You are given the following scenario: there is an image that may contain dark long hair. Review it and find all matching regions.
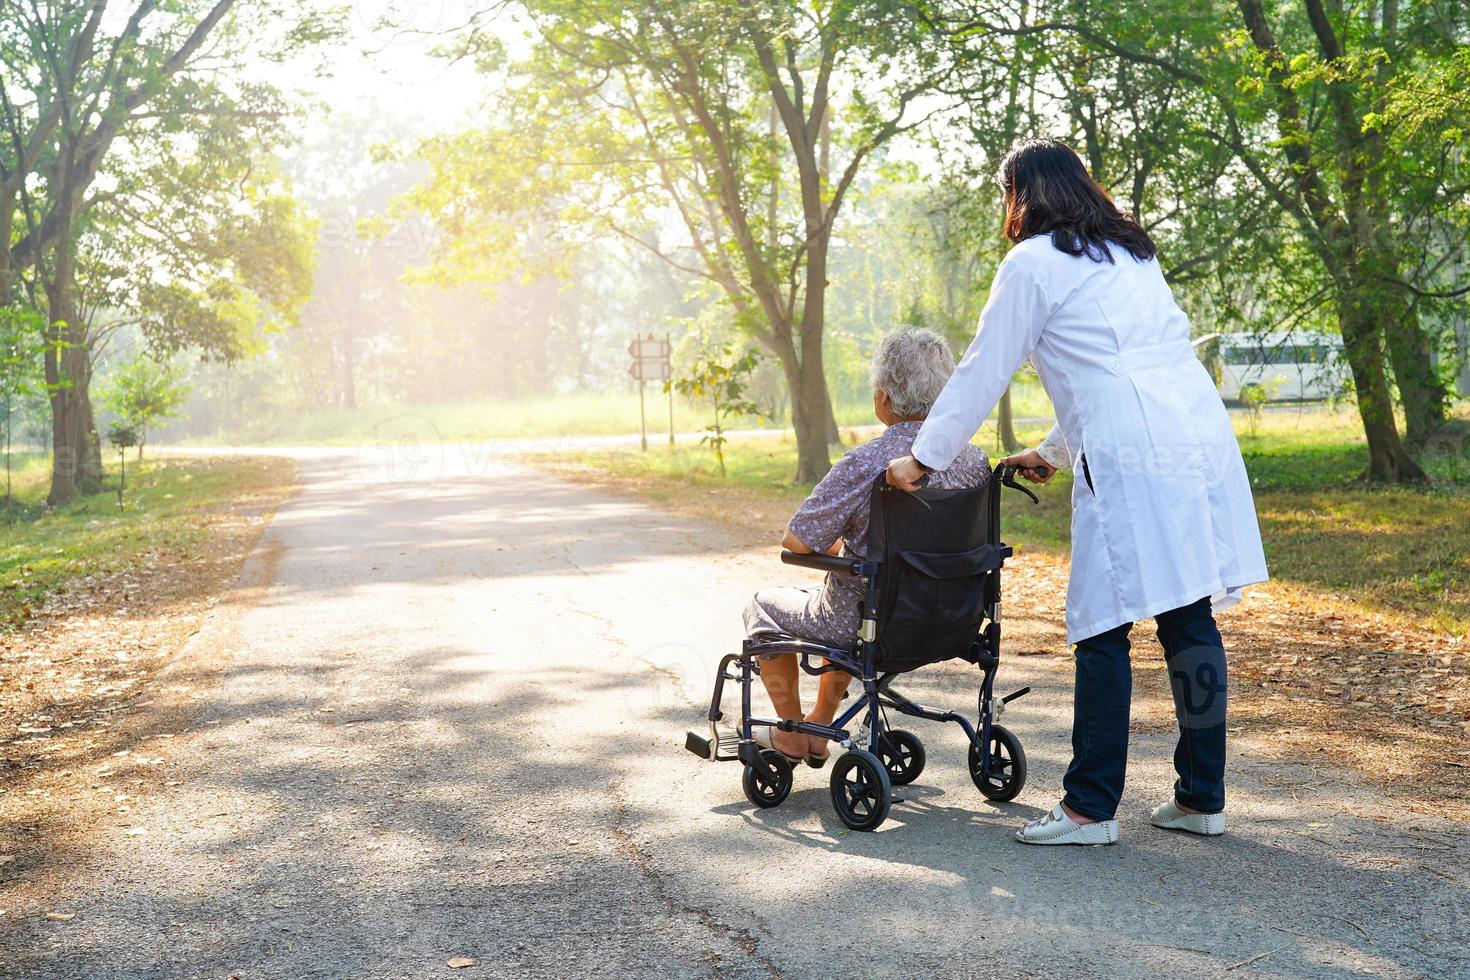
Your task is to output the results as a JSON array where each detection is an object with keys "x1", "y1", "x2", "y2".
[{"x1": 997, "y1": 138, "x2": 1157, "y2": 263}]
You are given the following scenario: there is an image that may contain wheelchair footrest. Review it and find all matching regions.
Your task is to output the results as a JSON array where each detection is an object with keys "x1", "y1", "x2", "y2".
[{"x1": 685, "y1": 727, "x2": 743, "y2": 762}]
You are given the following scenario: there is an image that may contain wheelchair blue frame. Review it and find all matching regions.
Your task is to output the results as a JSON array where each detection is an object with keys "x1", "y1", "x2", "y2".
[
  {"x1": 701, "y1": 560, "x2": 1026, "y2": 781},
  {"x1": 689, "y1": 464, "x2": 1040, "y2": 828}
]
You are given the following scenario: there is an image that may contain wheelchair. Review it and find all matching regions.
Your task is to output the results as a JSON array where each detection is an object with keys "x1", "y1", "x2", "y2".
[{"x1": 686, "y1": 463, "x2": 1040, "y2": 831}]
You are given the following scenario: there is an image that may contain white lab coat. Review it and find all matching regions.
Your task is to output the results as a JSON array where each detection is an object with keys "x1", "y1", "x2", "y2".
[{"x1": 912, "y1": 234, "x2": 1269, "y2": 643}]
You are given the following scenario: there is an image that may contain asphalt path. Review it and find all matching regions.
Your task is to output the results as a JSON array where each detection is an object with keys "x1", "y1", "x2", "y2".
[{"x1": 5, "y1": 446, "x2": 1466, "y2": 979}]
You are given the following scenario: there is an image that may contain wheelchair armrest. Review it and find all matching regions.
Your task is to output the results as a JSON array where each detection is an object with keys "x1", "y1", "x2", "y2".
[{"x1": 780, "y1": 550, "x2": 861, "y2": 575}]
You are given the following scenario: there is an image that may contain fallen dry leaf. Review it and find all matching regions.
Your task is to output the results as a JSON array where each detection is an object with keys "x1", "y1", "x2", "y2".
[
  {"x1": 447, "y1": 956, "x2": 477, "y2": 969},
  {"x1": 44, "y1": 912, "x2": 74, "y2": 921}
]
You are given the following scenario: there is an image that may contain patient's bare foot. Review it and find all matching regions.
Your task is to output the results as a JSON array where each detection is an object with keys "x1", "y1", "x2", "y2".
[
  {"x1": 769, "y1": 727, "x2": 807, "y2": 759},
  {"x1": 1174, "y1": 801, "x2": 1204, "y2": 814},
  {"x1": 800, "y1": 713, "x2": 833, "y2": 759}
]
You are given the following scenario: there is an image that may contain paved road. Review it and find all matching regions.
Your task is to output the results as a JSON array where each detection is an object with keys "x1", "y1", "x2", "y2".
[{"x1": 5, "y1": 448, "x2": 1467, "y2": 978}]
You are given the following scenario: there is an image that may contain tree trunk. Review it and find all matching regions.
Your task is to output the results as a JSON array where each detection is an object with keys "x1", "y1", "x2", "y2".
[
  {"x1": 1384, "y1": 301, "x2": 1447, "y2": 450},
  {"x1": 793, "y1": 221, "x2": 835, "y2": 483},
  {"x1": 43, "y1": 241, "x2": 101, "y2": 505},
  {"x1": 769, "y1": 317, "x2": 832, "y2": 485},
  {"x1": 45, "y1": 378, "x2": 76, "y2": 505},
  {"x1": 789, "y1": 359, "x2": 832, "y2": 485},
  {"x1": 811, "y1": 104, "x2": 840, "y2": 450},
  {"x1": 997, "y1": 385, "x2": 1020, "y2": 452},
  {"x1": 78, "y1": 375, "x2": 101, "y2": 487},
  {"x1": 46, "y1": 349, "x2": 101, "y2": 503},
  {"x1": 1338, "y1": 300, "x2": 1426, "y2": 482}
]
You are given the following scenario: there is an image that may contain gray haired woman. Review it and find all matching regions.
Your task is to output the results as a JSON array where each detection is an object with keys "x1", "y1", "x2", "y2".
[{"x1": 743, "y1": 327, "x2": 992, "y2": 765}]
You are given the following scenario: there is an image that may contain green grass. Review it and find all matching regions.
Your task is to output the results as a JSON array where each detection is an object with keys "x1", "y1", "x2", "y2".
[
  {"x1": 1, "y1": 452, "x2": 291, "y2": 631},
  {"x1": 195, "y1": 391, "x2": 717, "y2": 445},
  {"x1": 1235, "y1": 405, "x2": 1470, "y2": 489},
  {"x1": 554, "y1": 405, "x2": 1470, "y2": 636},
  {"x1": 186, "y1": 384, "x2": 1060, "y2": 447}
]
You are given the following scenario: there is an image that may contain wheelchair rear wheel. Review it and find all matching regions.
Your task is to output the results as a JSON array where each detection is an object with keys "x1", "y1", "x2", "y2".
[
  {"x1": 742, "y1": 749, "x2": 793, "y2": 808},
  {"x1": 970, "y1": 724, "x2": 1027, "y2": 802},
  {"x1": 829, "y1": 749, "x2": 892, "y2": 831},
  {"x1": 876, "y1": 729, "x2": 926, "y2": 786}
]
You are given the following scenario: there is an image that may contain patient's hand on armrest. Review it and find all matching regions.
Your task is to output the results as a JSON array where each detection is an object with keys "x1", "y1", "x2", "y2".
[{"x1": 781, "y1": 526, "x2": 842, "y2": 556}]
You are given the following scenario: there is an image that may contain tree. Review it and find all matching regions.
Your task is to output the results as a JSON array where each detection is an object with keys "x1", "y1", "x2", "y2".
[
  {"x1": 100, "y1": 355, "x2": 190, "y2": 460},
  {"x1": 1, "y1": 1, "x2": 243, "y2": 502},
  {"x1": 669, "y1": 344, "x2": 770, "y2": 477},
  {"x1": 955, "y1": 0, "x2": 1469, "y2": 480},
  {"x1": 0, "y1": 0, "x2": 328, "y2": 503},
  {"x1": 397, "y1": 1, "x2": 986, "y2": 482},
  {"x1": 105, "y1": 420, "x2": 137, "y2": 508}
]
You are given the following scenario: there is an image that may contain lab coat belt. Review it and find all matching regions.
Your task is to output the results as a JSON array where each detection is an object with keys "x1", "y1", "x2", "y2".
[{"x1": 1103, "y1": 342, "x2": 1199, "y2": 377}]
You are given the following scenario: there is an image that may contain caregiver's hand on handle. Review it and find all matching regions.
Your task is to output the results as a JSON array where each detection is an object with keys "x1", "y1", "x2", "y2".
[
  {"x1": 887, "y1": 449, "x2": 1055, "y2": 492},
  {"x1": 1001, "y1": 448, "x2": 1055, "y2": 484},
  {"x1": 885, "y1": 455, "x2": 926, "y2": 492}
]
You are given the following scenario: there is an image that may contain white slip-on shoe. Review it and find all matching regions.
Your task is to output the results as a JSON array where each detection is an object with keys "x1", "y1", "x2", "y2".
[
  {"x1": 1150, "y1": 799, "x2": 1226, "y2": 836},
  {"x1": 1015, "y1": 803, "x2": 1120, "y2": 846}
]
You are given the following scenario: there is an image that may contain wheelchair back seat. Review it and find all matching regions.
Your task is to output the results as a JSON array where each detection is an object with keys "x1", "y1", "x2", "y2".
[{"x1": 866, "y1": 471, "x2": 1009, "y2": 672}]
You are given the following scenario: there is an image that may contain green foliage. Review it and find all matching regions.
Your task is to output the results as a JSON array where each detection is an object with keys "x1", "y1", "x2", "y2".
[
  {"x1": 1, "y1": 304, "x2": 47, "y2": 520},
  {"x1": 392, "y1": 0, "x2": 989, "y2": 482},
  {"x1": 100, "y1": 356, "x2": 192, "y2": 458},
  {"x1": 80, "y1": 150, "x2": 316, "y2": 364},
  {"x1": 669, "y1": 345, "x2": 771, "y2": 478},
  {"x1": 930, "y1": 0, "x2": 1466, "y2": 478},
  {"x1": 0, "y1": 306, "x2": 45, "y2": 410},
  {"x1": 106, "y1": 424, "x2": 139, "y2": 450},
  {"x1": 1367, "y1": 46, "x2": 1470, "y2": 142},
  {"x1": 1237, "y1": 380, "x2": 1279, "y2": 438},
  {"x1": 0, "y1": 0, "x2": 325, "y2": 502}
]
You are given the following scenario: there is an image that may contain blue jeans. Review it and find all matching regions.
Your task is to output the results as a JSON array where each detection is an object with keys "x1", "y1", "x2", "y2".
[{"x1": 1061, "y1": 596, "x2": 1228, "y2": 821}]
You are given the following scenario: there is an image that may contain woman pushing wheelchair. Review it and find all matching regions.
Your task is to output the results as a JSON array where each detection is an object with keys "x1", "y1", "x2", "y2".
[{"x1": 887, "y1": 139, "x2": 1269, "y2": 845}]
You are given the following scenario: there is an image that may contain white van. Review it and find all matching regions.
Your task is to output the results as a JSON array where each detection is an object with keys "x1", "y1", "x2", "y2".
[{"x1": 1193, "y1": 330, "x2": 1344, "y2": 403}]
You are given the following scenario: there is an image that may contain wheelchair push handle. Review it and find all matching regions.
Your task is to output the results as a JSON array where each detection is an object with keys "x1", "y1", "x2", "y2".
[
  {"x1": 996, "y1": 463, "x2": 1042, "y2": 504},
  {"x1": 780, "y1": 550, "x2": 862, "y2": 575}
]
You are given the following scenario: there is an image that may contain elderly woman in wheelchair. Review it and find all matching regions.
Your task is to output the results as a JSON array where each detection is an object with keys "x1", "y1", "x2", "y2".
[{"x1": 686, "y1": 328, "x2": 1038, "y2": 831}]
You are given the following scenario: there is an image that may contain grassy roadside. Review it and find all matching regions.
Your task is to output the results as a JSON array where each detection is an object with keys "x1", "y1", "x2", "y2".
[
  {"x1": 1, "y1": 452, "x2": 295, "y2": 914},
  {"x1": 1, "y1": 454, "x2": 293, "y2": 632}
]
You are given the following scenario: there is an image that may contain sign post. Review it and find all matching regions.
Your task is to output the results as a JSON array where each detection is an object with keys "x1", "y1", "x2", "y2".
[
  {"x1": 638, "y1": 377, "x2": 648, "y2": 451},
  {"x1": 626, "y1": 334, "x2": 673, "y2": 452}
]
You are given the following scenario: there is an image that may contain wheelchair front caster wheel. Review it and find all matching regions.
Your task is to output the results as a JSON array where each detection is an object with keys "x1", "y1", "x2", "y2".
[
  {"x1": 829, "y1": 749, "x2": 892, "y2": 831},
  {"x1": 742, "y1": 749, "x2": 793, "y2": 808},
  {"x1": 970, "y1": 724, "x2": 1027, "y2": 802},
  {"x1": 876, "y1": 729, "x2": 926, "y2": 786}
]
